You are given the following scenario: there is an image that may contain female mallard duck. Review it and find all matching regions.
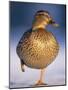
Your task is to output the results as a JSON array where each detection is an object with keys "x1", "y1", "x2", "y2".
[{"x1": 16, "y1": 10, "x2": 59, "y2": 86}]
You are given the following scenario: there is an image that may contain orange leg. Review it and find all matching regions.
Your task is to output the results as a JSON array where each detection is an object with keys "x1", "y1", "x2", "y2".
[{"x1": 35, "y1": 69, "x2": 47, "y2": 86}]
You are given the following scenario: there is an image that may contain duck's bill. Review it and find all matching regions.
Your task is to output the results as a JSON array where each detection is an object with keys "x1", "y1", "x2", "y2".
[{"x1": 52, "y1": 23, "x2": 59, "y2": 27}]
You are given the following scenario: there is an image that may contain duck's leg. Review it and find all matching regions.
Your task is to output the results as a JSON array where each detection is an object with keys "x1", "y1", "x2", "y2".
[
  {"x1": 20, "y1": 59, "x2": 25, "y2": 72},
  {"x1": 35, "y1": 69, "x2": 46, "y2": 86}
]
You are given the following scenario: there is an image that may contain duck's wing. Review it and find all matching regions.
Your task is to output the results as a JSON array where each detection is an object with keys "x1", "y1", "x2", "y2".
[
  {"x1": 16, "y1": 29, "x2": 32, "y2": 55},
  {"x1": 16, "y1": 29, "x2": 32, "y2": 72}
]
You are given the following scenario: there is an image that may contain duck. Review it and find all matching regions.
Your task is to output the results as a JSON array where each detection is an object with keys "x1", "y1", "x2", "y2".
[{"x1": 16, "y1": 10, "x2": 59, "y2": 86}]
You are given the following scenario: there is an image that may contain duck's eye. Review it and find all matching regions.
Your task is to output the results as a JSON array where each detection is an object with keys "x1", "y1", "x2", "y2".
[{"x1": 49, "y1": 19, "x2": 55, "y2": 24}]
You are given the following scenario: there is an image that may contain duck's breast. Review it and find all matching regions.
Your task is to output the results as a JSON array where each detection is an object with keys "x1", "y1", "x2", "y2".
[{"x1": 17, "y1": 29, "x2": 59, "y2": 69}]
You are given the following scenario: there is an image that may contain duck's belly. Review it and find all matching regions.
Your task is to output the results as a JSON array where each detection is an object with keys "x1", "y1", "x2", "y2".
[{"x1": 17, "y1": 31, "x2": 59, "y2": 69}]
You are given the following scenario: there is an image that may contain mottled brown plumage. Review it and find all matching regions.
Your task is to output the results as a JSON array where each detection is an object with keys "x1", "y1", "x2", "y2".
[
  {"x1": 17, "y1": 28, "x2": 59, "y2": 69},
  {"x1": 16, "y1": 10, "x2": 59, "y2": 85}
]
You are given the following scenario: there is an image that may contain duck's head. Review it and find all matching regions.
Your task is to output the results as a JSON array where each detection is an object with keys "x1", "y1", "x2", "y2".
[{"x1": 32, "y1": 10, "x2": 59, "y2": 30}]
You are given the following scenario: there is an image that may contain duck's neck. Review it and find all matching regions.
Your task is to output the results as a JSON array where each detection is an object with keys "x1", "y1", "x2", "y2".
[
  {"x1": 32, "y1": 21, "x2": 48, "y2": 31},
  {"x1": 32, "y1": 25, "x2": 45, "y2": 31}
]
